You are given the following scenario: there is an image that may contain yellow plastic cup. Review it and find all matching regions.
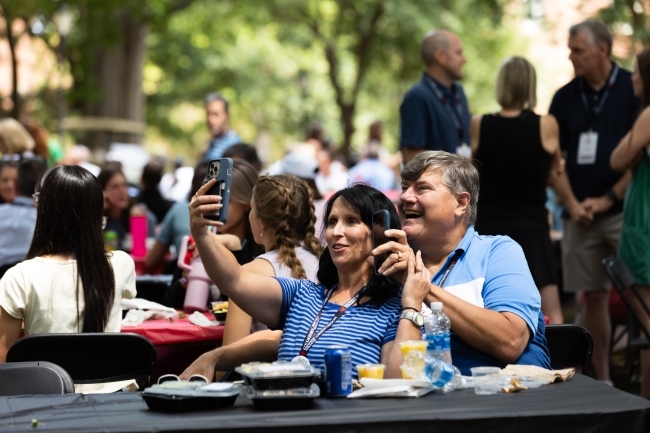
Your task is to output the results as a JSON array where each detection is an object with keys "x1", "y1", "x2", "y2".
[
  {"x1": 399, "y1": 340, "x2": 427, "y2": 357},
  {"x1": 357, "y1": 364, "x2": 386, "y2": 379}
]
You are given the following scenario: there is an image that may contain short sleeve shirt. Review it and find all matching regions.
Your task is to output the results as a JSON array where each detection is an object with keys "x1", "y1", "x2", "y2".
[
  {"x1": 549, "y1": 64, "x2": 640, "y2": 215},
  {"x1": 156, "y1": 201, "x2": 190, "y2": 255},
  {"x1": 0, "y1": 251, "x2": 136, "y2": 334},
  {"x1": 275, "y1": 278, "x2": 401, "y2": 378},
  {"x1": 426, "y1": 226, "x2": 551, "y2": 375},
  {"x1": 399, "y1": 73, "x2": 471, "y2": 153}
]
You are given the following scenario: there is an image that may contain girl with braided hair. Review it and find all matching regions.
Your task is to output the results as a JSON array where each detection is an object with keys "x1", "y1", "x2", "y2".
[{"x1": 222, "y1": 174, "x2": 322, "y2": 347}]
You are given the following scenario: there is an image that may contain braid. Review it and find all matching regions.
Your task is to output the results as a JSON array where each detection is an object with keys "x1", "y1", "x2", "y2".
[
  {"x1": 255, "y1": 176, "x2": 308, "y2": 279},
  {"x1": 300, "y1": 182, "x2": 323, "y2": 258}
]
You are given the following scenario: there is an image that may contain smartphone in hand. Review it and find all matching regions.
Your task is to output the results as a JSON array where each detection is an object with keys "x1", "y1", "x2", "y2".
[
  {"x1": 203, "y1": 158, "x2": 233, "y2": 223},
  {"x1": 372, "y1": 210, "x2": 391, "y2": 275}
]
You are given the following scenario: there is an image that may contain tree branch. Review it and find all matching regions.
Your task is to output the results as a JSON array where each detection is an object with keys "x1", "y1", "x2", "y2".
[{"x1": 351, "y1": 1, "x2": 385, "y2": 101}]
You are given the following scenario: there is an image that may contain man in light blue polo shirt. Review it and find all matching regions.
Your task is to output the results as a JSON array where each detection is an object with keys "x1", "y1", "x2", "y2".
[{"x1": 378, "y1": 151, "x2": 551, "y2": 374}]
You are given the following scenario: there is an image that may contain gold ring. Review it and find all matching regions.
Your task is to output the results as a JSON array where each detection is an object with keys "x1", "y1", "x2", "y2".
[
  {"x1": 397, "y1": 251, "x2": 403, "y2": 261},
  {"x1": 415, "y1": 268, "x2": 423, "y2": 273}
]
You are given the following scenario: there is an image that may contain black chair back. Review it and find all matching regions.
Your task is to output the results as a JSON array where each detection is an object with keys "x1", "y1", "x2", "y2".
[
  {"x1": 602, "y1": 256, "x2": 650, "y2": 345},
  {"x1": 0, "y1": 361, "x2": 74, "y2": 396},
  {"x1": 545, "y1": 324, "x2": 593, "y2": 374},
  {"x1": 7, "y1": 333, "x2": 157, "y2": 388}
]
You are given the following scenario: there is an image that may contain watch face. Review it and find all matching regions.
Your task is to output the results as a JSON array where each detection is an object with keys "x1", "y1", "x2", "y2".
[{"x1": 416, "y1": 314, "x2": 424, "y2": 326}]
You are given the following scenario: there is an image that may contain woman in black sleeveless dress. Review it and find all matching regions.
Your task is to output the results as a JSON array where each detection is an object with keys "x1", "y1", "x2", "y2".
[{"x1": 471, "y1": 56, "x2": 564, "y2": 324}]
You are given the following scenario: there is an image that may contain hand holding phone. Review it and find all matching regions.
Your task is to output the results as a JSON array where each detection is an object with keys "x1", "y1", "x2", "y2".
[
  {"x1": 372, "y1": 210, "x2": 391, "y2": 275},
  {"x1": 203, "y1": 158, "x2": 233, "y2": 224}
]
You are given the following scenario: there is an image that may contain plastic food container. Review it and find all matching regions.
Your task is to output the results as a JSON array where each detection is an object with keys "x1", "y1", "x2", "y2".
[
  {"x1": 235, "y1": 362, "x2": 322, "y2": 391},
  {"x1": 211, "y1": 301, "x2": 228, "y2": 321},
  {"x1": 470, "y1": 366, "x2": 501, "y2": 395},
  {"x1": 357, "y1": 364, "x2": 386, "y2": 379},
  {"x1": 399, "y1": 340, "x2": 427, "y2": 356},
  {"x1": 141, "y1": 382, "x2": 241, "y2": 412},
  {"x1": 246, "y1": 384, "x2": 320, "y2": 410}
]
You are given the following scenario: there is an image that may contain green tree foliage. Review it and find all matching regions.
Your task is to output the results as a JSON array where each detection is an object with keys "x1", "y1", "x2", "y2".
[
  {"x1": 598, "y1": 0, "x2": 650, "y2": 60},
  {"x1": 145, "y1": 0, "x2": 523, "y2": 162},
  {"x1": 4, "y1": 0, "x2": 523, "y2": 163}
]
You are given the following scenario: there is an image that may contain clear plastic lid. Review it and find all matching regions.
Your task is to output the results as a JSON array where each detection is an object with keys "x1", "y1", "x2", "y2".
[
  {"x1": 142, "y1": 382, "x2": 242, "y2": 398},
  {"x1": 430, "y1": 302, "x2": 443, "y2": 310},
  {"x1": 245, "y1": 383, "x2": 320, "y2": 399},
  {"x1": 236, "y1": 361, "x2": 321, "y2": 379}
]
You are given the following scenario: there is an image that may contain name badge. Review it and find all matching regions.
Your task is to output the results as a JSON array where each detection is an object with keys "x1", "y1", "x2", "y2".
[
  {"x1": 456, "y1": 143, "x2": 472, "y2": 158},
  {"x1": 577, "y1": 131, "x2": 598, "y2": 165}
]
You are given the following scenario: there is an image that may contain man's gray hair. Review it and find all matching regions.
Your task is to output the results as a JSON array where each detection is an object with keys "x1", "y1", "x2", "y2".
[
  {"x1": 401, "y1": 151, "x2": 479, "y2": 225},
  {"x1": 569, "y1": 20, "x2": 612, "y2": 56}
]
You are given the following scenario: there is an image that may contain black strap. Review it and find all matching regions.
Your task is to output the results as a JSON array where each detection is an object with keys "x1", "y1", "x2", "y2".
[
  {"x1": 299, "y1": 286, "x2": 361, "y2": 357},
  {"x1": 435, "y1": 249, "x2": 464, "y2": 288},
  {"x1": 425, "y1": 75, "x2": 465, "y2": 143},
  {"x1": 579, "y1": 64, "x2": 619, "y2": 129}
]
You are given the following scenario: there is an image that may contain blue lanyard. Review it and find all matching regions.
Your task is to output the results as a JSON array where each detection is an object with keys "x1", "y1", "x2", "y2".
[
  {"x1": 425, "y1": 75, "x2": 466, "y2": 143},
  {"x1": 299, "y1": 286, "x2": 361, "y2": 357},
  {"x1": 579, "y1": 64, "x2": 619, "y2": 129},
  {"x1": 434, "y1": 250, "x2": 463, "y2": 288}
]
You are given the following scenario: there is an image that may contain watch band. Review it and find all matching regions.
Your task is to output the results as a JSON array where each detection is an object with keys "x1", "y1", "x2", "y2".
[
  {"x1": 605, "y1": 188, "x2": 619, "y2": 203},
  {"x1": 400, "y1": 311, "x2": 424, "y2": 327}
]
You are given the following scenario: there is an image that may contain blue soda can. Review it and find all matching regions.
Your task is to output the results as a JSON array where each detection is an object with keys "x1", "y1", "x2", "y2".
[{"x1": 324, "y1": 345, "x2": 352, "y2": 397}]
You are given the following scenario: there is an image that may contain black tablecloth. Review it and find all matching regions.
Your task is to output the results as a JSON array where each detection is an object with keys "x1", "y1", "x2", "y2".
[{"x1": 0, "y1": 375, "x2": 648, "y2": 433}]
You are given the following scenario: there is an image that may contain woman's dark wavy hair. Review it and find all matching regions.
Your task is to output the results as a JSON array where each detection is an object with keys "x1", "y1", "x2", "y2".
[
  {"x1": 26, "y1": 165, "x2": 115, "y2": 333},
  {"x1": 317, "y1": 184, "x2": 401, "y2": 306}
]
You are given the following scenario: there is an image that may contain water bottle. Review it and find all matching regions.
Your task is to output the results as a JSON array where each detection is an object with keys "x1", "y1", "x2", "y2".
[
  {"x1": 424, "y1": 353, "x2": 462, "y2": 391},
  {"x1": 424, "y1": 302, "x2": 452, "y2": 365}
]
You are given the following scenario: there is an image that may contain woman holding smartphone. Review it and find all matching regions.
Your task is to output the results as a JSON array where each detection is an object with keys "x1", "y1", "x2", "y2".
[{"x1": 187, "y1": 183, "x2": 428, "y2": 379}]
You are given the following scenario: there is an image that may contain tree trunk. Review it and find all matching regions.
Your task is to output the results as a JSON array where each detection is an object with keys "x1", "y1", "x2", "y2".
[
  {"x1": 81, "y1": 12, "x2": 148, "y2": 158},
  {"x1": 4, "y1": 15, "x2": 20, "y2": 119}
]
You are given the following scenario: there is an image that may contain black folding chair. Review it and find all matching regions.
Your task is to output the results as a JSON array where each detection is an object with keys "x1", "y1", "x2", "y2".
[
  {"x1": 545, "y1": 324, "x2": 593, "y2": 374},
  {"x1": 7, "y1": 333, "x2": 157, "y2": 389},
  {"x1": 602, "y1": 256, "x2": 650, "y2": 348},
  {"x1": 0, "y1": 361, "x2": 74, "y2": 396}
]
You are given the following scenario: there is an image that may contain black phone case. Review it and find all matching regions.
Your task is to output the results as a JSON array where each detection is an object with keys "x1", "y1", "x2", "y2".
[
  {"x1": 372, "y1": 209, "x2": 390, "y2": 275},
  {"x1": 204, "y1": 158, "x2": 233, "y2": 223}
]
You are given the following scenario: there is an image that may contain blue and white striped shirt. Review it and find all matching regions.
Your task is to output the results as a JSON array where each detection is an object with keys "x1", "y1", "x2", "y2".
[{"x1": 276, "y1": 278, "x2": 401, "y2": 378}]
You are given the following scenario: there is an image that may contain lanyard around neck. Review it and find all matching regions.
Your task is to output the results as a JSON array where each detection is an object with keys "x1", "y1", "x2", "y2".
[
  {"x1": 425, "y1": 75, "x2": 465, "y2": 143},
  {"x1": 579, "y1": 64, "x2": 619, "y2": 128},
  {"x1": 434, "y1": 249, "x2": 463, "y2": 288},
  {"x1": 299, "y1": 286, "x2": 361, "y2": 357}
]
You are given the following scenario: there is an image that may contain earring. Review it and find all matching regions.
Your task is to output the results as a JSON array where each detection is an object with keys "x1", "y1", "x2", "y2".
[{"x1": 260, "y1": 232, "x2": 263, "y2": 237}]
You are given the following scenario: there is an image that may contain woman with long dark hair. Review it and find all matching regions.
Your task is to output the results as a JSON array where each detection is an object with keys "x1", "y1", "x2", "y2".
[
  {"x1": 0, "y1": 165, "x2": 136, "y2": 362},
  {"x1": 185, "y1": 183, "x2": 429, "y2": 379},
  {"x1": 611, "y1": 47, "x2": 650, "y2": 398}
]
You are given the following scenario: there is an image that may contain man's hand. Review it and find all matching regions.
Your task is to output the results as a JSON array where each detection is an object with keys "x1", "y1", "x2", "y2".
[
  {"x1": 582, "y1": 195, "x2": 615, "y2": 216},
  {"x1": 179, "y1": 350, "x2": 219, "y2": 383},
  {"x1": 567, "y1": 201, "x2": 594, "y2": 226}
]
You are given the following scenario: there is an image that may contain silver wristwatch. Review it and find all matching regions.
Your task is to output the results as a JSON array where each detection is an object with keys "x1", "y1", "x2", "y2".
[{"x1": 400, "y1": 310, "x2": 424, "y2": 327}]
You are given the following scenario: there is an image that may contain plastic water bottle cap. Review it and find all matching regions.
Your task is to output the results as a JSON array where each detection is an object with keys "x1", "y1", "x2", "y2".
[{"x1": 430, "y1": 302, "x2": 443, "y2": 310}]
